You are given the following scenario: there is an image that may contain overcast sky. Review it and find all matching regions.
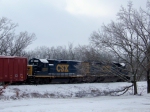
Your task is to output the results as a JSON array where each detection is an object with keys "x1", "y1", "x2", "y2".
[{"x1": 0, "y1": 0, "x2": 148, "y2": 50}]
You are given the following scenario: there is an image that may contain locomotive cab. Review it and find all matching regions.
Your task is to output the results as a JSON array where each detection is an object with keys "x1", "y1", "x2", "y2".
[{"x1": 28, "y1": 58, "x2": 49, "y2": 76}]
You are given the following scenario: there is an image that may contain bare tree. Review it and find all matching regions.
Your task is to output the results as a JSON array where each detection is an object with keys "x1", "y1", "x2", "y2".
[
  {"x1": 117, "y1": 1, "x2": 150, "y2": 93},
  {"x1": 9, "y1": 32, "x2": 35, "y2": 56},
  {"x1": 0, "y1": 17, "x2": 36, "y2": 56},
  {"x1": 0, "y1": 17, "x2": 16, "y2": 55},
  {"x1": 90, "y1": 2, "x2": 150, "y2": 94}
]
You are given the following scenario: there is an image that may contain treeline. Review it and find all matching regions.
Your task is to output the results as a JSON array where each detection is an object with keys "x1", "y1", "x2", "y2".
[{"x1": 24, "y1": 44, "x2": 114, "y2": 62}]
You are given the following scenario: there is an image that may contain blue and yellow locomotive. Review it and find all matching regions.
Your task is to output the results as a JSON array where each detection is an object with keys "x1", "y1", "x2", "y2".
[
  {"x1": 27, "y1": 58, "x2": 129, "y2": 84},
  {"x1": 27, "y1": 58, "x2": 84, "y2": 84}
]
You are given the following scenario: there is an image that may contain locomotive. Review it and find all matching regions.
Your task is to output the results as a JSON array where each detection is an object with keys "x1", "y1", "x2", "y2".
[
  {"x1": 27, "y1": 58, "x2": 86, "y2": 84},
  {"x1": 0, "y1": 56, "x2": 130, "y2": 84}
]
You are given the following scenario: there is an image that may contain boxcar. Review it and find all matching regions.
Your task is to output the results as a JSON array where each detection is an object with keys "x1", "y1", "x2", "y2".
[{"x1": 0, "y1": 56, "x2": 27, "y2": 83}]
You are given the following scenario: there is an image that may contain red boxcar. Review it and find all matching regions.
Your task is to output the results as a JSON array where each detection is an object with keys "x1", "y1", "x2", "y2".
[{"x1": 0, "y1": 56, "x2": 27, "y2": 83}]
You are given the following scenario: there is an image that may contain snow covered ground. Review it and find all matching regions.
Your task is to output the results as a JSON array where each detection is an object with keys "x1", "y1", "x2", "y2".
[{"x1": 0, "y1": 82, "x2": 150, "y2": 112}]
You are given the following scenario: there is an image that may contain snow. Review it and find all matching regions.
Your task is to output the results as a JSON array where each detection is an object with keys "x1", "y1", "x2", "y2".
[
  {"x1": 39, "y1": 59, "x2": 48, "y2": 63},
  {"x1": 120, "y1": 63, "x2": 125, "y2": 67},
  {"x1": 0, "y1": 82, "x2": 150, "y2": 112}
]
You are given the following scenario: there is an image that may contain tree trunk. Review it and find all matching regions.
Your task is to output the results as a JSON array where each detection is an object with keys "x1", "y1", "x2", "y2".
[
  {"x1": 133, "y1": 81, "x2": 138, "y2": 95},
  {"x1": 133, "y1": 75, "x2": 138, "y2": 95},
  {"x1": 147, "y1": 70, "x2": 150, "y2": 93}
]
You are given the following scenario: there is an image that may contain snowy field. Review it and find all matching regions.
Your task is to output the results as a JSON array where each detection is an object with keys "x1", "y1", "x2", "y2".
[{"x1": 0, "y1": 81, "x2": 150, "y2": 112}]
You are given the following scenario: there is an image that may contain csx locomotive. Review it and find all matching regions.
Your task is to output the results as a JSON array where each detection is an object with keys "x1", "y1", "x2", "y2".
[
  {"x1": 27, "y1": 58, "x2": 85, "y2": 84},
  {"x1": 0, "y1": 56, "x2": 130, "y2": 84},
  {"x1": 26, "y1": 58, "x2": 129, "y2": 84}
]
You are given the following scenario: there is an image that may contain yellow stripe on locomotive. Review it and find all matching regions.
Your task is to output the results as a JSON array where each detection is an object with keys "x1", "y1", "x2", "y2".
[{"x1": 27, "y1": 65, "x2": 33, "y2": 76}]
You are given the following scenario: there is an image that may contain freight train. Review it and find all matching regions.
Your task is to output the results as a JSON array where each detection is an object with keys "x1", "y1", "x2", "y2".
[{"x1": 0, "y1": 56, "x2": 130, "y2": 85}]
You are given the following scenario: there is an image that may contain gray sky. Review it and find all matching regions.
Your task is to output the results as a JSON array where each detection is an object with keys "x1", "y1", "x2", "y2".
[{"x1": 0, "y1": 0, "x2": 148, "y2": 50}]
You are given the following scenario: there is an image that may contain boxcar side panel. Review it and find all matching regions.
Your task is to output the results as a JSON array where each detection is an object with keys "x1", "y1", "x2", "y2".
[
  {"x1": 14, "y1": 58, "x2": 19, "y2": 81},
  {"x1": 0, "y1": 56, "x2": 27, "y2": 82},
  {"x1": 18, "y1": 58, "x2": 27, "y2": 81},
  {"x1": 9, "y1": 59, "x2": 14, "y2": 81},
  {"x1": 0, "y1": 58, "x2": 4, "y2": 81},
  {"x1": 3, "y1": 58, "x2": 9, "y2": 81}
]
